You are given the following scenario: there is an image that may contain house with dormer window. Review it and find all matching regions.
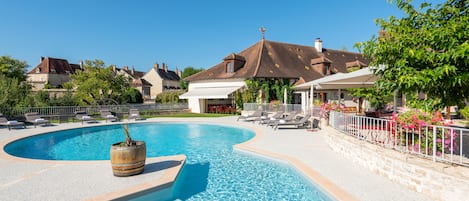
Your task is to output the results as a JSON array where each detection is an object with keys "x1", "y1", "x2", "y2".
[
  {"x1": 180, "y1": 37, "x2": 368, "y2": 113},
  {"x1": 27, "y1": 57, "x2": 82, "y2": 90}
]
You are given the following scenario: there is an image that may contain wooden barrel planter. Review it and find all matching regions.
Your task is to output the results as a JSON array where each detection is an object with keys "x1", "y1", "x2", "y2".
[{"x1": 110, "y1": 141, "x2": 146, "y2": 177}]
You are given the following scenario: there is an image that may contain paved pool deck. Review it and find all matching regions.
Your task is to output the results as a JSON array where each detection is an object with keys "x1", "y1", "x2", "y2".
[{"x1": 0, "y1": 116, "x2": 432, "y2": 201}]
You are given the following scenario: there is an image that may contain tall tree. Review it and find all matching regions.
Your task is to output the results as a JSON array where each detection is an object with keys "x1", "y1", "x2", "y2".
[
  {"x1": 0, "y1": 56, "x2": 31, "y2": 115},
  {"x1": 357, "y1": 0, "x2": 469, "y2": 111},
  {"x1": 179, "y1": 67, "x2": 204, "y2": 90},
  {"x1": 0, "y1": 56, "x2": 28, "y2": 81},
  {"x1": 70, "y1": 59, "x2": 131, "y2": 105}
]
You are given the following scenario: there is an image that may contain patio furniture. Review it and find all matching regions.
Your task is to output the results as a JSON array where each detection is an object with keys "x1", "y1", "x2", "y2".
[
  {"x1": 237, "y1": 110, "x2": 264, "y2": 121},
  {"x1": 267, "y1": 111, "x2": 298, "y2": 127},
  {"x1": 259, "y1": 111, "x2": 284, "y2": 125},
  {"x1": 24, "y1": 112, "x2": 50, "y2": 128},
  {"x1": 75, "y1": 111, "x2": 97, "y2": 124},
  {"x1": 128, "y1": 109, "x2": 144, "y2": 121},
  {"x1": 0, "y1": 114, "x2": 26, "y2": 130},
  {"x1": 274, "y1": 114, "x2": 311, "y2": 130},
  {"x1": 100, "y1": 110, "x2": 118, "y2": 122}
]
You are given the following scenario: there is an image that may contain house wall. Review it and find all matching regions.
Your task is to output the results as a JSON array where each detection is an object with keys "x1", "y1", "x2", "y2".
[
  {"x1": 163, "y1": 79, "x2": 179, "y2": 89},
  {"x1": 27, "y1": 73, "x2": 71, "y2": 90},
  {"x1": 186, "y1": 80, "x2": 245, "y2": 113},
  {"x1": 142, "y1": 68, "x2": 163, "y2": 99}
]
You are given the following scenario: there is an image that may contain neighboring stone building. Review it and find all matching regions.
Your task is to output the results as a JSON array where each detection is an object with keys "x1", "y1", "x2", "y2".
[
  {"x1": 27, "y1": 57, "x2": 81, "y2": 90},
  {"x1": 111, "y1": 66, "x2": 152, "y2": 100},
  {"x1": 142, "y1": 63, "x2": 181, "y2": 99},
  {"x1": 181, "y1": 37, "x2": 369, "y2": 113}
]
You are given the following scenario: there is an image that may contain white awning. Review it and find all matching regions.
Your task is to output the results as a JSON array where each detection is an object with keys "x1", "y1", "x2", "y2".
[
  {"x1": 295, "y1": 67, "x2": 377, "y2": 90},
  {"x1": 179, "y1": 86, "x2": 242, "y2": 99}
]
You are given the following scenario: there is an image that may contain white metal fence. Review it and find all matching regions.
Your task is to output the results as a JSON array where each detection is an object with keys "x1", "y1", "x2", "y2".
[
  {"x1": 329, "y1": 111, "x2": 469, "y2": 167},
  {"x1": 2, "y1": 103, "x2": 188, "y2": 118}
]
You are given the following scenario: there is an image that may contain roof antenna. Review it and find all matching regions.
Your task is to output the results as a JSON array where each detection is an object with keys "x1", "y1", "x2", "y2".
[{"x1": 259, "y1": 27, "x2": 266, "y2": 40}]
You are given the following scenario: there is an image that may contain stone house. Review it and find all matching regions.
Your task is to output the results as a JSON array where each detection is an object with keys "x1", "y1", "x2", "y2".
[
  {"x1": 27, "y1": 57, "x2": 81, "y2": 90},
  {"x1": 181, "y1": 38, "x2": 369, "y2": 113},
  {"x1": 142, "y1": 63, "x2": 181, "y2": 99},
  {"x1": 111, "y1": 66, "x2": 152, "y2": 100}
]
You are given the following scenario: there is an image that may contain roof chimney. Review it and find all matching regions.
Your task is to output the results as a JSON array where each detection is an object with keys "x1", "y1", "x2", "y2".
[
  {"x1": 40, "y1": 56, "x2": 45, "y2": 63},
  {"x1": 79, "y1": 60, "x2": 83, "y2": 69},
  {"x1": 131, "y1": 67, "x2": 135, "y2": 75},
  {"x1": 315, "y1": 38, "x2": 323, "y2": 52},
  {"x1": 162, "y1": 63, "x2": 166, "y2": 72},
  {"x1": 123, "y1": 66, "x2": 128, "y2": 71},
  {"x1": 154, "y1": 63, "x2": 159, "y2": 69}
]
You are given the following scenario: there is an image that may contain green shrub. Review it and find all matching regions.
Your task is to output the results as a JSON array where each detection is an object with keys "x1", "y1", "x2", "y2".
[
  {"x1": 155, "y1": 91, "x2": 186, "y2": 104},
  {"x1": 461, "y1": 106, "x2": 469, "y2": 120}
]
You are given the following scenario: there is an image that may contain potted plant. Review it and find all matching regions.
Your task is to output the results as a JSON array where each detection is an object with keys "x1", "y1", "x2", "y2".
[
  {"x1": 319, "y1": 101, "x2": 344, "y2": 128},
  {"x1": 110, "y1": 124, "x2": 146, "y2": 177}
]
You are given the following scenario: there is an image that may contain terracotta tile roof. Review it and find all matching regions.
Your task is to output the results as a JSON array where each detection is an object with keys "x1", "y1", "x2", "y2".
[
  {"x1": 184, "y1": 39, "x2": 368, "y2": 82},
  {"x1": 345, "y1": 60, "x2": 368, "y2": 68},
  {"x1": 321, "y1": 49, "x2": 369, "y2": 73},
  {"x1": 28, "y1": 57, "x2": 80, "y2": 74}
]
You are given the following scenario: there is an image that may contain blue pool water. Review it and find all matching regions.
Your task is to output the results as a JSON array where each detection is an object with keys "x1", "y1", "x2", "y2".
[{"x1": 4, "y1": 123, "x2": 332, "y2": 200}]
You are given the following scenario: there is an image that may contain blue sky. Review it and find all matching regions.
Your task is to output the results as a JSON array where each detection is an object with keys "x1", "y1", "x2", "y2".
[{"x1": 0, "y1": 0, "x2": 444, "y2": 72}]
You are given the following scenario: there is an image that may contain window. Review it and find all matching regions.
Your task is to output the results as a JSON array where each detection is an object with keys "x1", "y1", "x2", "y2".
[
  {"x1": 36, "y1": 68, "x2": 41, "y2": 73},
  {"x1": 323, "y1": 64, "x2": 329, "y2": 75},
  {"x1": 143, "y1": 87, "x2": 150, "y2": 96},
  {"x1": 226, "y1": 62, "x2": 234, "y2": 73}
]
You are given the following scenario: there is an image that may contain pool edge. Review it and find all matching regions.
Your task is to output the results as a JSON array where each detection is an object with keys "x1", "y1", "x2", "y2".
[
  {"x1": 234, "y1": 141, "x2": 359, "y2": 201},
  {"x1": 86, "y1": 154, "x2": 186, "y2": 201}
]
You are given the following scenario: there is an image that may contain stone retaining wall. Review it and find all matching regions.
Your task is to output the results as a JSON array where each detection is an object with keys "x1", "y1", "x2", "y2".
[{"x1": 325, "y1": 127, "x2": 469, "y2": 201}]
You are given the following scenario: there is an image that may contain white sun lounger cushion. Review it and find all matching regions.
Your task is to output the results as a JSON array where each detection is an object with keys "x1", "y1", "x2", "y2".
[
  {"x1": 82, "y1": 116, "x2": 91, "y2": 120},
  {"x1": 131, "y1": 114, "x2": 138, "y2": 117},
  {"x1": 35, "y1": 118, "x2": 45, "y2": 122},
  {"x1": 279, "y1": 120, "x2": 286, "y2": 124},
  {"x1": 7, "y1": 120, "x2": 18, "y2": 125},
  {"x1": 106, "y1": 115, "x2": 115, "y2": 118}
]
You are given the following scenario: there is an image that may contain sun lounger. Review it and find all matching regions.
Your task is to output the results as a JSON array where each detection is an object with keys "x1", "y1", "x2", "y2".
[
  {"x1": 100, "y1": 110, "x2": 118, "y2": 122},
  {"x1": 274, "y1": 114, "x2": 311, "y2": 130},
  {"x1": 267, "y1": 112, "x2": 298, "y2": 127},
  {"x1": 259, "y1": 111, "x2": 284, "y2": 125},
  {"x1": 128, "y1": 109, "x2": 144, "y2": 121},
  {"x1": 0, "y1": 114, "x2": 26, "y2": 130},
  {"x1": 237, "y1": 110, "x2": 264, "y2": 121},
  {"x1": 75, "y1": 111, "x2": 97, "y2": 124},
  {"x1": 24, "y1": 112, "x2": 50, "y2": 128}
]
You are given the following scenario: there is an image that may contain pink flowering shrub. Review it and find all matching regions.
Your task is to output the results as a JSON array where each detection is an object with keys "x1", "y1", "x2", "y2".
[
  {"x1": 320, "y1": 101, "x2": 344, "y2": 119},
  {"x1": 394, "y1": 109, "x2": 457, "y2": 155}
]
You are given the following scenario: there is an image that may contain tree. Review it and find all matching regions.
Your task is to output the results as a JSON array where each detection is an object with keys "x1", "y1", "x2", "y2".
[
  {"x1": 0, "y1": 75, "x2": 32, "y2": 115},
  {"x1": 121, "y1": 88, "x2": 143, "y2": 104},
  {"x1": 0, "y1": 56, "x2": 32, "y2": 115},
  {"x1": 70, "y1": 59, "x2": 131, "y2": 105},
  {"x1": 179, "y1": 67, "x2": 204, "y2": 90},
  {"x1": 0, "y1": 56, "x2": 28, "y2": 81},
  {"x1": 357, "y1": 0, "x2": 469, "y2": 112}
]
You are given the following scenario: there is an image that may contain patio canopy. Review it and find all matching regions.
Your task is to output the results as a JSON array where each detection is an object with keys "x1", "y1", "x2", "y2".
[
  {"x1": 295, "y1": 67, "x2": 377, "y2": 90},
  {"x1": 179, "y1": 86, "x2": 242, "y2": 99}
]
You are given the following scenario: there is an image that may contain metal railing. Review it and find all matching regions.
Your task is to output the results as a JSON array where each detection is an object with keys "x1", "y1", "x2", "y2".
[
  {"x1": 329, "y1": 111, "x2": 469, "y2": 167},
  {"x1": 2, "y1": 103, "x2": 188, "y2": 118},
  {"x1": 243, "y1": 103, "x2": 303, "y2": 113}
]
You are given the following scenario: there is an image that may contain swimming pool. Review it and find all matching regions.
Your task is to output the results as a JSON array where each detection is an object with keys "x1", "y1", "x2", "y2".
[{"x1": 4, "y1": 123, "x2": 333, "y2": 200}]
